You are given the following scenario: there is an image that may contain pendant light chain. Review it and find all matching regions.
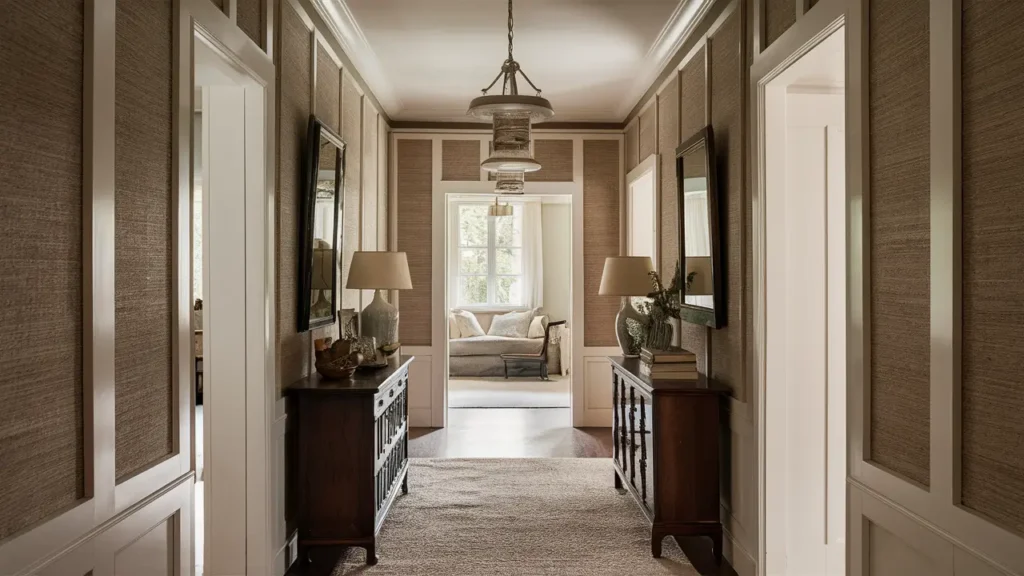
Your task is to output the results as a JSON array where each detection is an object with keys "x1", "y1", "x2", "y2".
[{"x1": 508, "y1": 0, "x2": 515, "y2": 61}]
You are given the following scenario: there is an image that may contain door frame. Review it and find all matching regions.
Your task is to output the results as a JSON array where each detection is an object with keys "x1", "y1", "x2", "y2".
[
  {"x1": 179, "y1": 1, "x2": 278, "y2": 574},
  {"x1": 750, "y1": 1, "x2": 848, "y2": 575}
]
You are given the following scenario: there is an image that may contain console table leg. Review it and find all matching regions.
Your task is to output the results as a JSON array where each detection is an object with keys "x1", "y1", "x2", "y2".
[
  {"x1": 651, "y1": 529, "x2": 663, "y2": 558},
  {"x1": 365, "y1": 541, "x2": 378, "y2": 566},
  {"x1": 614, "y1": 471, "x2": 623, "y2": 490},
  {"x1": 402, "y1": 474, "x2": 409, "y2": 494}
]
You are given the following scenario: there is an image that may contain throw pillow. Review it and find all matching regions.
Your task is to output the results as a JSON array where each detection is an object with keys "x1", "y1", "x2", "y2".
[
  {"x1": 528, "y1": 314, "x2": 549, "y2": 339},
  {"x1": 487, "y1": 309, "x2": 534, "y2": 338},
  {"x1": 448, "y1": 313, "x2": 460, "y2": 339},
  {"x1": 452, "y1": 310, "x2": 485, "y2": 338}
]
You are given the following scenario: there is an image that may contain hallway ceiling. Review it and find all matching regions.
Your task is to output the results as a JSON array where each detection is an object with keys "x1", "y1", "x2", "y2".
[{"x1": 315, "y1": 0, "x2": 710, "y2": 123}]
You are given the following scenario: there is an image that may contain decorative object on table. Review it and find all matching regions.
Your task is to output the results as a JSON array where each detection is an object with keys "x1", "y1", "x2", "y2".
[
  {"x1": 639, "y1": 346, "x2": 699, "y2": 381},
  {"x1": 299, "y1": 114, "x2": 345, "y2": 332},
  {"x1": 353, "y1": 335, "x2": 388, "y2": 368},
  {"x1": 633, "y1": 261, "x2": 683, "y2": 351},
  {"x1": 345, "y1": 251, "x2": 413, "y2": 348},
  {"x1": 599, "y1": 256, "x2": 656, "y2": 356},
  {"x1": 380, "y1": 341, "x2": 402, "y2": 358},
  {"x1": 313, "y1": 337, "x2": 363, "y2": 380},
  {"x1": 338, "y1": 308, "x2": 359, "y2": 340},
  {"x1": 676, "y1": 125, "x2": 725, "y2": 328},
  {"x1": 467, "y1": 0, "x2": 554, "y2": 194},
  {"x1": 193, "y1": 298, "x2": 203, "y2": 330}
]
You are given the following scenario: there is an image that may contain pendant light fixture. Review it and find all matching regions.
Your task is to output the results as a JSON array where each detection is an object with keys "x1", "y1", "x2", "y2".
[
  {"x1": 468, "y1": 0, "x2": 554, "y2": 194},
  {"x1": 488, "y1": 196, "x2": 514, "y2": 218}
]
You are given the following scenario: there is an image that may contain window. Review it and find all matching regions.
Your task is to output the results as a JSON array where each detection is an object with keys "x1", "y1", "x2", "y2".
[
  {"x1": 626, "y1": 155, "x2": 659, "y2": 265},
  {"x1": 455, "y1": 202, "x2": 524, "y2": 307}
]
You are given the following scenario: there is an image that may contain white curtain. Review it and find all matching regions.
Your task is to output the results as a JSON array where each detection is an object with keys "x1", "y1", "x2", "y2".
[{"x1": 521, "y1": 201, "x2": 544, "y2": 309}]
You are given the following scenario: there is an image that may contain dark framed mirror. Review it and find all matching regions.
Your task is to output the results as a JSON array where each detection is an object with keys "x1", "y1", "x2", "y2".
[
  {"x1": 298, "y1": 115, "x2": 345, "y2": 332},
  {"x1": 676, "y1": 125, "x2": 725, "y2": 328}
]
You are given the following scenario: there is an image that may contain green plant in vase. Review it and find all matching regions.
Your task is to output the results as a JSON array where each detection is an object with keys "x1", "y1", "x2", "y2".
[{"x1": 643, "y1": 261, "x2": 685, "y2": 350}]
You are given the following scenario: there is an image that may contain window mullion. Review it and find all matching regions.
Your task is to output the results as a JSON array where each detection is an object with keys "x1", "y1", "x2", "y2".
[{"x1": 487, "y1": 214, "x2": 496, "y2": 305}]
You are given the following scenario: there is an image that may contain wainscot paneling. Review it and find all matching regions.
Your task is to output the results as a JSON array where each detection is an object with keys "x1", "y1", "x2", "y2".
[
  {"x1": 341, "y1": 73, "x2": 363, "y2": 311},
  {"x1": 764, "y1": 0, "x2": 797, "y2": 48},
  {"x1": 867, "y1": 0, "x2": 931, "y2": 488},
  {"x1": 657, "y1": 76, "x2": 679, "y2": 277},
  {"x1": 0, "y1": 0, "x2": 86, "y2": 541},
  {"x1": 114, "y1": 0, "x2": 175, "y2": 482},
  {"x1": 638, "y1": 103, "x2": 657, "y2": 161},
  {"x1": 236, "y1": 0, "x2": 264, "y2": 49},
  {"x1": 527, "y1": 139, "x2": 574, "y2": 182},
  {"x1": 625, "y1": 119, "x2": 640, "y2": 172}
]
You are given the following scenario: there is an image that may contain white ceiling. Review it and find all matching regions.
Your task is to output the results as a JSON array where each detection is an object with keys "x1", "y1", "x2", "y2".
[{"x1": 316, "y1": 0, "x2": 709, "y2": 123}]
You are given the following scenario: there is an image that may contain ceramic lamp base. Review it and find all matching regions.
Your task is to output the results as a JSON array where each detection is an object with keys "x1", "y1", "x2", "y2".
[
  {"x1": 360, "y1": 289, "x2": 399, "y2": 347},
  {"x1": 615, "y1": 296, "x2": 647, "y2": 357}
]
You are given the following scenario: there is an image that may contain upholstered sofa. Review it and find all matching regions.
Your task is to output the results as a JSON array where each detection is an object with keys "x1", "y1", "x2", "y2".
[{"x1": 448, "y1": 309, "x2": 570, "y2": 378}]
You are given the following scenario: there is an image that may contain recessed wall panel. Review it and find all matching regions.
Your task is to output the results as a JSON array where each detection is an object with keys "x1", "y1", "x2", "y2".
[
  {"x1": 765, "y1": 0, "x2": 797, "y2": 48},
  {"x1": 396, "y1": 140, "x2": 433, "y2": 346},
  {"x1": 236, "y1": 0, "x2": 263, "y2": 49},
  {"x1": 583, "y1": 140, "x2": 620, "y2": 347},
  {"x1": 0, "y1": 0, "x2": 85, "y2": 540},
  {"x1": 277, "y1": 1, "x2": 312, "y2": 390},
  {"x1": 625, "y1": 121, "x2": 639, "y2": 172},
  {"x1": 341, "y1": 76, "x2": 363, "y2": 311},
  {"x1": 441, "y1": 140, "x2": 479, "y2": 182},
  {"x1": 114, "y1": 0, "x2": 175, "y2": 481},
  {"x1": 527, "y1": 139, "x2": 573, "y2": 182},
  {"x1": 867, "y1": 0, "x2": 930, "y2": 486},
  {"x1": 638, "y1": 104, "x2": 657, "y2": 161},
  {"x1": 315, "y1": 45, "x2": 340, "y2": 133},
  {"x1": 710, "y1": 13, "x2": 745, "y2": 398},
  {"x1": 961, "y1": 0, "x2": 1024, "y2": 535}
]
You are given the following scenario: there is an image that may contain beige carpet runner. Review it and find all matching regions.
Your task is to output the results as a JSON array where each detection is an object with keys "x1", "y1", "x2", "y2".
[{"x1": 329, "y1": 458, "x2": 703, "y2": 575}]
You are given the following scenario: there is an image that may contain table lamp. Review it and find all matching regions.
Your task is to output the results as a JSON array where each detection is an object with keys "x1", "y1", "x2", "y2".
[
  {"x1": 346, "y1": 251, "x2": 413, "y2": 347},
  {"x1": 599, "y1": 256, "x2": 655, "y2": 356}
]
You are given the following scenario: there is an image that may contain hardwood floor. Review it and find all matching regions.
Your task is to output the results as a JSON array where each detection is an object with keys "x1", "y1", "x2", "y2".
[{"x1": 409, "y1": 408, "x2": 613, "y2": 458}]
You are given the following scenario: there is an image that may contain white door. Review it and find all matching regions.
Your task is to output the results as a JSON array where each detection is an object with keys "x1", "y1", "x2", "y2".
[
  {"x1": 202, "y1": 85, "x2": 266, "y2": 575},
  {"x1": 766, "y1": 89, "x2": 846, "y2": 576}
]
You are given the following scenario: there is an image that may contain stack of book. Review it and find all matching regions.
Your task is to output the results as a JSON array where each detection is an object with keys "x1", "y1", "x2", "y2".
[{"x1": 639, "y1": 347, "x2": 699, "y2": 381}]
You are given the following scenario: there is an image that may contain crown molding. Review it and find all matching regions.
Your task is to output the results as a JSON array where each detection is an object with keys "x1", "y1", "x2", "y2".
[
  {"x1": 312, "y1": 0, "x2": 403, "y2": 116},
  {"x1": 614, "y1": 0, "x2": 715, "y2": 121}
]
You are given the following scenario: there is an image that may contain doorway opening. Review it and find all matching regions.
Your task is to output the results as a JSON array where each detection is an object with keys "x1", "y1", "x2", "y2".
[
  {"x1": 191, "y1": 33, "x2": 271, "y2": 576},
  {"x1": 441, "y1": 194, "x2": 575, "y2": 456},
  {"x1": 761, "y1": 26, "x2": 847, "y2": 576}
]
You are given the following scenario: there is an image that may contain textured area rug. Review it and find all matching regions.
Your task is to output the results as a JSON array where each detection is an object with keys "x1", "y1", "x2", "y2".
[
  {"x1": 447, "y1": 376, "x2": 571, "y2": 408},
  {"x1": 331, "y1": 458, "x2": 699, "y2": 575}
]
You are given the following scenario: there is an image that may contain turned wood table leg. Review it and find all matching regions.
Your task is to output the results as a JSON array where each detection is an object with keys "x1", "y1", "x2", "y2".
[
  {"x1": 365, "y1": 540, "x2": 378, "y2": 566},
  {"x1": 651, "y1": 528, "x2": 664, "y2": 558},
  {"x1": 614, "y1": 471, "x2": 623, "y2": 490}
]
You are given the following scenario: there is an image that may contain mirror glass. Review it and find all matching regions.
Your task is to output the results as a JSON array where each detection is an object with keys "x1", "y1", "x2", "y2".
[
  {"x1": 681, "y1": 142, "x2": 714, "y2": 310},
  {"x1": 306, "y1": 130, "x2": 341, "y2": 329}
]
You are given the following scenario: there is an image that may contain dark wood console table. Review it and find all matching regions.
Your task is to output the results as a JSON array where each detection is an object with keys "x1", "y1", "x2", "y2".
[
  {"x1": 286, "y1": 355, "x2": 413, "y2": 566},
  {"x1": 609, "y1": 356, "x2": 728, "y2": 564}
]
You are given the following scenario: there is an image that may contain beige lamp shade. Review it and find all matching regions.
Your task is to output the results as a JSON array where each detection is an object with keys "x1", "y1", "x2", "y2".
[
  {"x1": 346, "y1": 251, "x2": 413, "y2": 290},
  {"x1": 598, "y1": 256, "x2": 655, "y2": 296},
  {"x1": 685, "y1": 256, "x2": 713, "y2": 296}
]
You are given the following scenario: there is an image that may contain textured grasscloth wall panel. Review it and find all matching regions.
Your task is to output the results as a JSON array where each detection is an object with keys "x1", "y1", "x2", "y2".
[
  {"x1": 657, "y1": 78, "x2": 679, "y2": 278},
  {"x1": 867, "y1": 0, "x2": 930, "y2": 486},
  {"x1": 209, "y1": 0, "x2": 225, "y2": 12},
  {"x1": 638, "y1": 105, "x2": 657, "y2": 161},
  {"x1": 441, "y1": 140, "x2": 480, "y2": 182},
  {"x1": 583, "y1": 140, "x2": 621, "y2": 347},
  {"x1": 315, "y1": 44, "x2": 340, "y2": 133},
  {"x1": 362, "y1": 102, "x2": 379, "y2": 287},
  {"x1": 677, "y1": 47, "x2": 709, "y2": 370},
  {"x1": 0, "y1": 0, "x2": 85, "y2": 540},
  {"x1": 765, "y1": 0, "x2": 796, "y2": 47},
  {"x1": 961, "y1": 0, "x2": 1024, "y2": 534},
  {"x1": 115, "y1": 0, "x2": 175, "y2": 481},
  {"x1": 396, "y1": 140, "x2": 433, "y2": 346},
  {"x1": 277, "y1": 2, "x2": 311, "y2": 390},
  {"x1": 341, "y1": 75, "x2": 363, "y2": 310},
  {"x1": 710, "y1": 12, "x2": 745, "y2": 399},
  {"x1": 528, "y1": 140, "x2": 574, "y2": 182},
  {"x1": 625, "y1": 121, "x2": 639, "y2": 172},
  {"x1": 237, "y1": 0, "x2": 263, "y2": 48}
]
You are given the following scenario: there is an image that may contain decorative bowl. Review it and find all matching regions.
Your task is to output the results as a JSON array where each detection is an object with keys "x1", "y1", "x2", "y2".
[{"x1": 314, "y1": 338, "x2": 363, "y2": 380}]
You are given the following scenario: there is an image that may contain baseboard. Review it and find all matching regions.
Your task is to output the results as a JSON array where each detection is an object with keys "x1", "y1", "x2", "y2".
[
  {"x1": 274, "y1": 530, "x2": 298, "y2": 576},
  {"x1": 723, "y1": 526, "x2": 758, "y2": 576}
]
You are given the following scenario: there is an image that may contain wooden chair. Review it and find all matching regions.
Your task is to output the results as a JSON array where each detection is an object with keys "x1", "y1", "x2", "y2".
[{"x1": 501, "y1": 320, "x2": 566, "y2": 380}]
